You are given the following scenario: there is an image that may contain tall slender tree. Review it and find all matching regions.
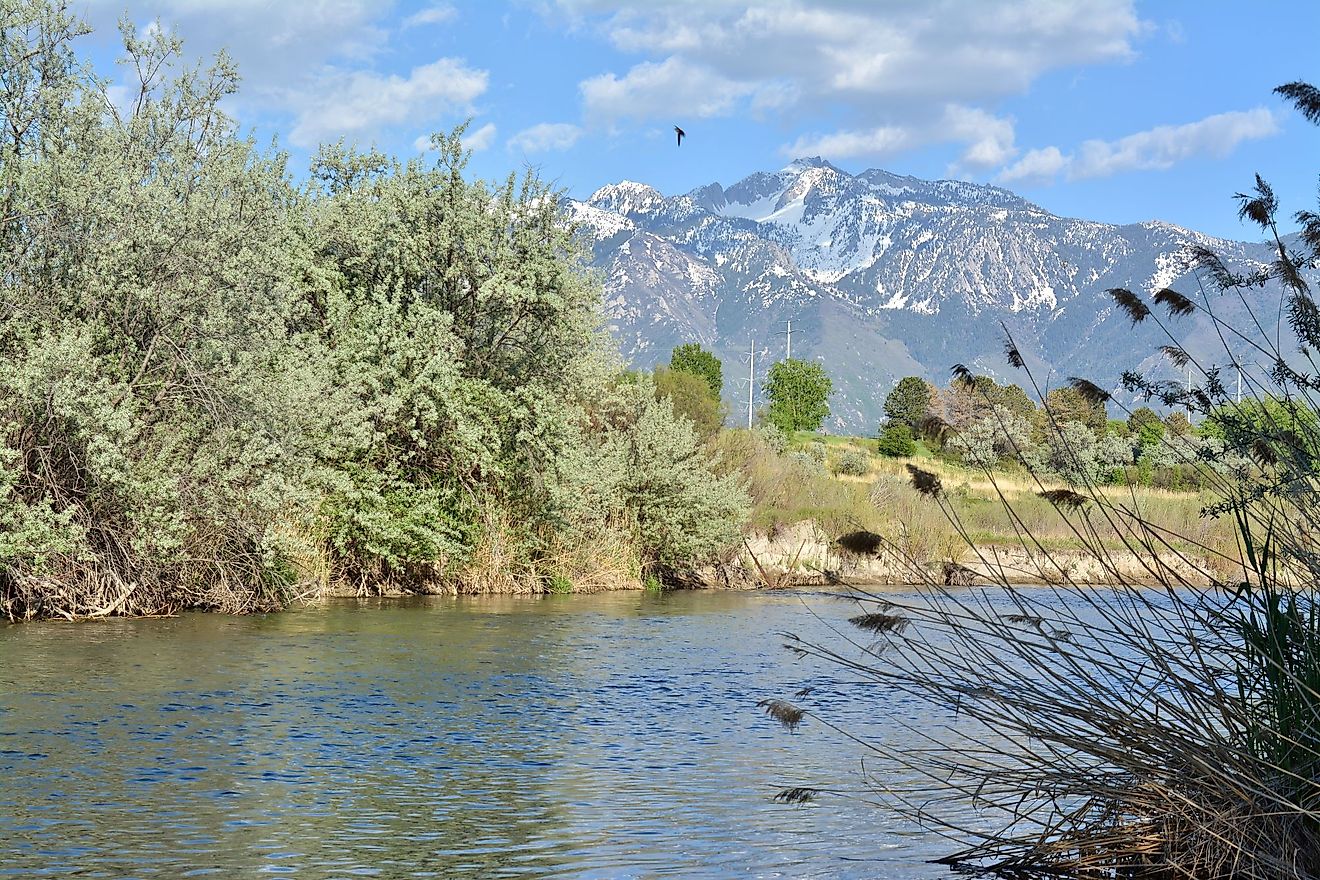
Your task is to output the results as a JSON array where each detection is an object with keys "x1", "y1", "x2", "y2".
[{"x1": 764, "y1": 358, "x2": 832, "y2": 433}]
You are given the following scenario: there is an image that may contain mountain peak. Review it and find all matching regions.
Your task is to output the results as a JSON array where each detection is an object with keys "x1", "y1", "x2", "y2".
[
  {"x1": 588, "y1": 180, "x2": 666, "y2": 217},
  {"x1": 784, "y1": 155, "x2": 847, "y2": 174}
]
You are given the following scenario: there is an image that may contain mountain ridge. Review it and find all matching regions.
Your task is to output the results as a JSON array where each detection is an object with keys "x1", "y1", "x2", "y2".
[{"x1": 571, "y1": 159, "x2": 1285, "y2": 431}]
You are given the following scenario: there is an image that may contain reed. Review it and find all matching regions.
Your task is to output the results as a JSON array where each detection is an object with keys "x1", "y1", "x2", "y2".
[{"x1": 771, "y1": 82, "x2": 1320, "y2": 879}]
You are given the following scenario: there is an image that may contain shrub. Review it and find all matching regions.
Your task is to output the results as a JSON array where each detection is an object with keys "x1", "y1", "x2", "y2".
[
  {"x1": 832, "y1": 448, "x2": 871, "y2": 477},
  {"x1": 0, "y1": 6, "x2": 746, "y2": 616},
  {"x1": 876, "y1": 424, "x2": 917, "y2": 457}
]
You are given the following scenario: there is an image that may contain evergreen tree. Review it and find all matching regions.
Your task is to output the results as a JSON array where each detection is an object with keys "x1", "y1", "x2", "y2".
[{"x1": 882, "y1": 376, "x2": 933, "y2": 430}]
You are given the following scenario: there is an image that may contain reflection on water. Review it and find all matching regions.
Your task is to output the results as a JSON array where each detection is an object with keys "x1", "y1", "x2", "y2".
[{"x1": 1, "y1": 591, "x2": 953, "y2": 878}]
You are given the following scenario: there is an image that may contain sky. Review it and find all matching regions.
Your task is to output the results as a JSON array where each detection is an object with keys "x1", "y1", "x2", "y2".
[{"x1": 68, "y1": 0, "x2": 1320, "y2": 240}]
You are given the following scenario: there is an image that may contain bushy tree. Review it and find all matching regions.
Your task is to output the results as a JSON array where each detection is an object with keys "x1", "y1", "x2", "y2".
[
  {"x1": 0, "y1": 8, "x2": 336, "y2": 616},
  {"x1": 669, "y1": 343, "x2": 723, "y2": 398},
  {"x1": 877, "y1": 424, "x2": 917, "y2": 458},
  {"x1": 653, "y1": 366, "x2": 726, "y2": 439},
  {"x1": 950, "y1": 405, "x2": 1035, "y2": 470},
  {"x1": 1164, "y1": 410, "x2": 1192, "y2": 435},
  {"x1": 763, "y1": 358, "x2": 832, "y2": 433},
  {"x1": 1095, "y1": 431, "x2": 1137, "y2": 470},
  {"x1": 940, "y1": 375, "x2": 1036, "y2": 428},
  {"x1": 580, "y1": 374, "x2": 747, "y2": 569},
  {"x1": 1201, "y1": 397, "x2": 1320, "y2": 458},
  {"x1": 882, "y1": 377, "x2": 933, "y2": 430},
  {"x1": 1032, "y1": 421, "x2": 1101, "y2": 486},
  {"x1": 1041, "y1": 386, "x2": 1107, "y2": 433}
]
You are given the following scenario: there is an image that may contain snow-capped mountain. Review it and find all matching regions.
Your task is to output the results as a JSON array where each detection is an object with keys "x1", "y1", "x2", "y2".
[{"x1": 570, "y1": 158, "x2": 1287, "y2": 432}]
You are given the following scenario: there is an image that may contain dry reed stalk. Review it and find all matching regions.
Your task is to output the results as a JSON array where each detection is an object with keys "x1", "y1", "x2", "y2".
[{"x1": 775, "y1": 280, "x2": 1320, "y2": 877}]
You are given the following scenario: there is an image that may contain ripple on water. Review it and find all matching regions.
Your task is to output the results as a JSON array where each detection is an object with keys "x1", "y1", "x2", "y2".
[{"x1": 0, "y1": 591, "x2": 973, "y2": 879}]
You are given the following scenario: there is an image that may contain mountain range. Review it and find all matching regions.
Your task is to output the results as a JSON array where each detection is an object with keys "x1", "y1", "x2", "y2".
[{"x1": 569, "y1": 157, "x2": 1292, "y2": 432}]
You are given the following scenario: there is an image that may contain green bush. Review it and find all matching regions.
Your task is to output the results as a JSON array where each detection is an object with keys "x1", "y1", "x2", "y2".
[{"x1": 877, "y1": 424, "x2": 917, "y2": 457}]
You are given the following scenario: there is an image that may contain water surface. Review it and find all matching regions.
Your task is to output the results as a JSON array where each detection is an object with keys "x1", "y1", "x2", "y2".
[{"x1": 1, "y1": 590, "x2": 962, "y2": 878}]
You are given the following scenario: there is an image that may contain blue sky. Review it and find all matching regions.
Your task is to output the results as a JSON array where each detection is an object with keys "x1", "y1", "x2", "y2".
[{"x1": 71, "y1": 1, "x2": 1319, "y2": 240}]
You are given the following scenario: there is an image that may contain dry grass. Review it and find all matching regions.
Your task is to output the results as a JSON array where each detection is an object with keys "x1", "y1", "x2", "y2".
[{"x1": 720, "y1": 429, "x2": 1233, "y2": 571}]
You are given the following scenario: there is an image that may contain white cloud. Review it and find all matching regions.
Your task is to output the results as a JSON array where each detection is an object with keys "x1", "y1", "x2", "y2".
[
  {"x1": 84, "y1": 0, "x2": 390, "y2": 87},
  {"x1": 784, "y1": 105, "x2": 1016, "y2": 169},
  {"x1": 995, "y1": 109, "x2": 1280, "y2": 184},
  {"x1": 943, "y1": 106, "x2": 1017, "y2": 172},
  {"x1": 560, "y1": 2, "x2": 1141, "y2": 110},
  {"x1": 784, "y1": 125, "x2": 915, "y2": 161},
  {"x1": 461, "y1": 121, "x2": 498, "y2": 152},
  {"x1": 289, "y1": 58, "x2": 488, "y2": 148},
  {"x1": 1071, "y1": 108, "x2": 1280, "y2": 178},
  {"x1": 556, "y1": 1, "x2": 1141, "y2": 168},
  {"x1": 581, "y1": 57, "x2": 757, "y2": 121},
  {"x1": 404, "y1": 4, "x2": 458, "y2": 28},
  {"x1": 508, "y1": 122, "x2": 583, "y2": 153},
  {"x1": 82, "y1": 1, "x2": 483, "y2": 149},
  {"x1": 996, "y1": 146, "x2": 1069, "y2": 185}
]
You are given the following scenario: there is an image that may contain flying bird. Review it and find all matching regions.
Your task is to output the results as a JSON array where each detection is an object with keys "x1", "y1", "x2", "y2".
[{"x1": 674, "y1": 125, "x2": 685, "y2": 147}]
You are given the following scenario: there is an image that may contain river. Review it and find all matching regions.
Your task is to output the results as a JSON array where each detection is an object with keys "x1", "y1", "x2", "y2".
[{"x1": 1, "y1": 590, "x2": 967, "y2": 878}]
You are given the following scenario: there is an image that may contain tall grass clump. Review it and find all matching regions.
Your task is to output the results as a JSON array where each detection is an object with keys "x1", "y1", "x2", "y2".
[{"x1": 771, "y1": 84, "x2": 1320, "y2": 879}]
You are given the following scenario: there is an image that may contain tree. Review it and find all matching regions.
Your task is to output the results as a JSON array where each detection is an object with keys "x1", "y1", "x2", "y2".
[
  {"x1": 940, "y1": 375, "x2": 1036, "y2": 429},
  {"x1": 669, "y1": 343, "x2": 723, "y2": 399},
  {"x1": 950, "y1": 405, "x2": 1035, "y2": 469},
  {"x1": 1128, "y1": 406, "x2": 1164, "y2": 436},
  {"x1": 763, "y1": 358, "x2": 831, "y2": 433},
  {"x1": 882, "y1": 377, "x2": 933, "y2": 430},
  {"x1": 1040, "y1": 386, "x2": 1107, "y2": 434},
  {"x1": 1164, "y1": 410, "x2": 1192, "y2": 435},
  {"x1": 1125, "y1": 406, "x2": 1166, "y2": 461},
  {"x1": 653, "y1": 367, "x2": 725, "y2": 439},
  {"x1": 997, "y1": 383, "x2": 1038, "y2": 420}
]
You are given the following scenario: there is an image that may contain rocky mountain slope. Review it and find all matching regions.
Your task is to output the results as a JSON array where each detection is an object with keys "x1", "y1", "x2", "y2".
[{"x1": 570, "y1": 158, "x2": 1289, "y2": 432}]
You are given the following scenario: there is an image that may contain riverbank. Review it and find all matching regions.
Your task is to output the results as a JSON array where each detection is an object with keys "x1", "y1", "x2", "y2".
[
  {"x1": 737, "y1": 519, "x2": 1218, "y2": 588},
  {"x1": 309, "y1": 515, "x2": 1217, "y2": 600}
]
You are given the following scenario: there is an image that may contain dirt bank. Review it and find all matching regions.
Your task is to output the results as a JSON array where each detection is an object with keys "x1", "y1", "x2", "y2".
[{"x1": 732, "y1": 520, "x2": 1215, "y2": 588}]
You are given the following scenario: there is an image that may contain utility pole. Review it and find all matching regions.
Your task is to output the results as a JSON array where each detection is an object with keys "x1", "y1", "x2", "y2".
[
  {"x1": 785, "y1": 319, "x2": 792, "y2": 362},
  {"x1": 1187, "y1": 366, "x2": 1193, "y2": 423},
  {"x1": 747, "y1": 336, "x2": 756, "y2": 429}
]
